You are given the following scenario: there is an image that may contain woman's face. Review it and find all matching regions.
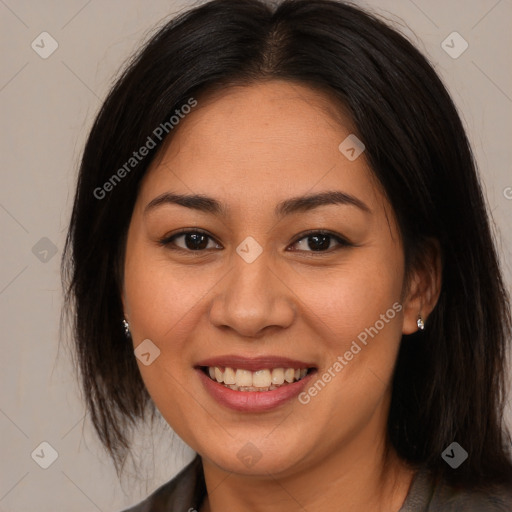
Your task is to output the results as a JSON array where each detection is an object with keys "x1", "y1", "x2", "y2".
[{"x1": 123, "y1": 80, "x2": 419, "y2": 476}]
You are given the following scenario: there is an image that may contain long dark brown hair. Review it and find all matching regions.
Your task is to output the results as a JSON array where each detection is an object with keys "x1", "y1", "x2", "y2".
[{"x1": 61, "y1": 0, "x2": 512, "y2": 490}]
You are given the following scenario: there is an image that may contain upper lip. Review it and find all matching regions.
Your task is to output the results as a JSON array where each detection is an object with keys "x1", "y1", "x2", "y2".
[{"x1": 195, "y1": 355, "x2": 317, "y2": 372}]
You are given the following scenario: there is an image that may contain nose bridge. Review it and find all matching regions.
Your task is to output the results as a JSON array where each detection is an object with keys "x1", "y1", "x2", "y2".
[
  {"x1": 208, "y1": 242, "x2": 295, "y2": 336},
  {"x1": 231, "y1": 245, "x2": 274, "y2": 301}
]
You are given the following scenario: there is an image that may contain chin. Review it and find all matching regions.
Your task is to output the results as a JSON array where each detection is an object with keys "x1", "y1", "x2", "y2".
[{"x1": 201, "y1": 438, "x2": 311, "y2": 477}]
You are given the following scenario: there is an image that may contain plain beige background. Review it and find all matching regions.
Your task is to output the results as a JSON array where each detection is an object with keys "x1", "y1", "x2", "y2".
[{"x1": 1, "y1": 0, "x2": 511, "y2": 510}]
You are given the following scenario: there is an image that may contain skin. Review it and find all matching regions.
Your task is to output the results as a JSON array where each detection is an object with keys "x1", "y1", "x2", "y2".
[{"x1": 122, "y1": 80, "x2": 441, "y2": 512}]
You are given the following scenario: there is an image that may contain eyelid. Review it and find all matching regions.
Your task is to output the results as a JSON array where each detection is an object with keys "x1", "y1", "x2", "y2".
[
  {"x1": 158, "y1": 228, "x2": 221, "y2": 249},
  {"x1": 287, "y1": 229, "x2": 353, "y2": 254},
  {"x1": 158, "y1": 228, "x2": 353, "y2": 253}
]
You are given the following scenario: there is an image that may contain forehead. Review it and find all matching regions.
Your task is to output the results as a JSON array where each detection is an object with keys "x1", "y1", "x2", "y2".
[
  {"x1": 138, "y1": 80, "x2": 382, "y2": 216},
  {"x1": 161, "y1": 80, "x2": 355, "y2": 159}
]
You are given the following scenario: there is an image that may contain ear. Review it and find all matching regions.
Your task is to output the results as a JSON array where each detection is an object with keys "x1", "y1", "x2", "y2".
[
  {"x1": 402, "y1": 238, "x2": 442, "y2": 335},
  {"x1": 116, "y1": 252, "x2": 129, "y2": 322},
  {"x1": 121, "y1": 286, "x2": 130, "y2": 323},
  {"x1": 121, "y1": 294, "x2": 129, "y2": 323}
]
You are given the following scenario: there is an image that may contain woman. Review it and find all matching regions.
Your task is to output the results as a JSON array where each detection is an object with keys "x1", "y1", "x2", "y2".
[{"x1": 62, "y1": 0, "x2": 512, "y2": 510}]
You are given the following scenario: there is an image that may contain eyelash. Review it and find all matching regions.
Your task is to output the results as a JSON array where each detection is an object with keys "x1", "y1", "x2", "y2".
[{"x1": 158, "y1": 228, "x2": 353, "y2": 255}]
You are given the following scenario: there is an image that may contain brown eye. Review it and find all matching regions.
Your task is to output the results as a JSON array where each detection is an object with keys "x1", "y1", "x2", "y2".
[
  {"x1": 159, "y1": 230, "x2": 222, "y2": 251},
  {"x1": 288, "y1": 230, "x2": 352, "y2": 253}
]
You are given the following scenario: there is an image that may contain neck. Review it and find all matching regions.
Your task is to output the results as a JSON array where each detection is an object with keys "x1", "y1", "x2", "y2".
[{"x1": 200, "y1": 421, "x2": 416, "y2": 512}]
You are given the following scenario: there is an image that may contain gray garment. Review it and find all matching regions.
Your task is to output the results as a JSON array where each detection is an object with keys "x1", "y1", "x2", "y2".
[
  {"x1": 399, "y1": 468, "x2": 512, "y2": 511},
  {"x1": 121, "y1": 455, "x2": 512, "y2": 511}
]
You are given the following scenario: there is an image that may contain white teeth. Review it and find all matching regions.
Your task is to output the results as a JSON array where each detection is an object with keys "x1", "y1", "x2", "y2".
[
  {"x1": 223, "y1": 367, "x2": 236, "y2": 385},
  {"x1": 271, "y1": 368, "x2": 284, "y2": 385},
  {"x1": 205, "y1": 366, "x2": 310, "y2": 391},
  {"x1": 235, "y1": 369, "x2": 253, "y2": 387},
  {"x1": 284, "y1": 368, "x2": 295, "y2": 383},
  {"x1": 253, "y1": 369, "x2": 271, "y2": 388}
]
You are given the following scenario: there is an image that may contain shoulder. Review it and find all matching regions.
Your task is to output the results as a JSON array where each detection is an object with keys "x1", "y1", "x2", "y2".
[
  {"x1": 119, "y1": 455, "x2": 205, "y2": 512},
  {"x1": 430, "y1": 480, "x2": 512, "y2": 512},
  {"x1": 403, "y1": 467, "x2": 512, "y2": 512}
]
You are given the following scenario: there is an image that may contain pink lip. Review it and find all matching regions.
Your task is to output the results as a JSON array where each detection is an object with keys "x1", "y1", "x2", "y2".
[
  {"x1": 196, "y1": 367, "x2": 317, "y2": 412},
  {"x1": 195, "y1": 355, "x2": 316, "y2": 372}
]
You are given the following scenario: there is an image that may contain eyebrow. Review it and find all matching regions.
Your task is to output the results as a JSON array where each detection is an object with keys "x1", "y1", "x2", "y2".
[{"x1": 144, "y1": 190, "x2": 371, "y2": 217}]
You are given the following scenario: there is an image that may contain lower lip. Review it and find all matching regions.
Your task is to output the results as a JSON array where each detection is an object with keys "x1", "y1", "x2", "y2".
[{"x1": 196, "y1": 368, "x2": 316, "y2": 412}]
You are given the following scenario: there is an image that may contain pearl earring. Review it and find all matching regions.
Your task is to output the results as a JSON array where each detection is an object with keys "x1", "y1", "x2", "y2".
[
  {"x1": 122, "y1": 319, "x2": 131, "y2": 337},
  {"x1": 417, "y1": 313, "x2": 425, "y2": 330}
]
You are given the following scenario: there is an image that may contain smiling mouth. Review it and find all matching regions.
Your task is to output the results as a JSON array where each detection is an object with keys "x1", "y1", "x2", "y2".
[{"x1": 200, "y1": 366, "x2": 316, "y2": 392}]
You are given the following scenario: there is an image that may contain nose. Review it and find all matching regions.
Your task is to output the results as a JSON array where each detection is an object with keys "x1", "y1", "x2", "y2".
[{"x1": 208, "y1": 249, "x2": 296, "y2": 338}]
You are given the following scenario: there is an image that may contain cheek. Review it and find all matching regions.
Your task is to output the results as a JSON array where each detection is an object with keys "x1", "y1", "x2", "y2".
[
  {"x1": 123, "y1": 240, "x2": 217, "y2": 343},
  {"x1": 294, "y1": 252, "x2": 404, "y2": 419},
  {"x1": 123, "y1": 241, "x2": 218, "y2": 442},
  {"x1": 294, "y1": 250, "x2": 404, "y2": 348},
  {"x1": 292, "y1": 248, "x2": 405, "y2": 408}
]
